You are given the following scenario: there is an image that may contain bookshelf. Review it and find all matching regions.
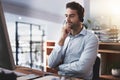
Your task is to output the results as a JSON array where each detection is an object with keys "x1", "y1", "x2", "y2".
[
  {"x1": 45, "y1": 41, "x2": 57, "y2": 73},
  {"x1": 98, "y1": 42, "x2": 120, "y2": 80}
]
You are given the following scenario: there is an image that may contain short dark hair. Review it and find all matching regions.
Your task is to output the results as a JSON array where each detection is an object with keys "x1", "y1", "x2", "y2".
[{"x1": 66, "y1": 1, "x2": 84, "y2": 22}]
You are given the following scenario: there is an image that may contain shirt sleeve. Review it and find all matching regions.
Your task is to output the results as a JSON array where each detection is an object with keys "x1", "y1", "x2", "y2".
[
  {"x1": 48, "y1": 44, "x2": 63, "y2": 68},
  {"x1": 58, "y1": 35, "x2": 99, "y2": 75}
]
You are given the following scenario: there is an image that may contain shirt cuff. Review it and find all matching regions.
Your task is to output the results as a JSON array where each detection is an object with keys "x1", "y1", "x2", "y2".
[{"x1": 59, "y1": 64, "x2": 67, "y2": 71}]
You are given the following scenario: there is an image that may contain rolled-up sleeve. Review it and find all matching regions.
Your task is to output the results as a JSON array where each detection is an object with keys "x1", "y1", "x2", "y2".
[{"x1": 48, "y1": 44, "x2": 63, "y2": 68}]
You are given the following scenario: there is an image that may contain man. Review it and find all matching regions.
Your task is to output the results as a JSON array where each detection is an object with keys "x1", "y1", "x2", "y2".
[{"x1": 48, "y1": 1, "x2": 98, "y2": 80}]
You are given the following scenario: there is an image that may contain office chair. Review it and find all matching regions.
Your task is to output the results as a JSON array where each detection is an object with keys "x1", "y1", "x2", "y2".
[{"x1": 92, "y1": 56, "x2": 100, "y2": 80}]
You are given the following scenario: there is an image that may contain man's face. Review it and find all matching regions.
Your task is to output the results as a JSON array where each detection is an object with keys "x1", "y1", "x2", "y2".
[{"x1": 65, "y1": 8, "x2": 80, "y2": 30}]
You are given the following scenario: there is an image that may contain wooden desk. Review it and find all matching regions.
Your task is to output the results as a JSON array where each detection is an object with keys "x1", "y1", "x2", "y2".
[
  {"x1": 15, "y1": 66, "x2": 83, "y2": 80},
  {"x1": 14, "y1": 66, "x2": 44, "y2": 76},
  {"x1": 14, "y1": 66, "x2": 57, "y2": 80},
  {"x1": 100, "y1": 75, "x2": 120, "y2": 80}
]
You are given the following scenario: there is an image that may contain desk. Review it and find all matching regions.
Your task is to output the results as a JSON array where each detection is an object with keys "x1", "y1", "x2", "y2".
[
  {"x1": 14, "y1": 66, "x2": 44, "y2": 76},
  {"x1": 15, "y1": 66, "x2": 83, "y2": 80},
  {"x1": 14, "y1": 66, "x2": 54, "y2": 80}
]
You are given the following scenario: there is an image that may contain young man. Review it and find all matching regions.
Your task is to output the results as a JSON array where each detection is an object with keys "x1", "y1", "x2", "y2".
[{"x1": 48, "y1": 1, "x2": 98, "y2": 80}]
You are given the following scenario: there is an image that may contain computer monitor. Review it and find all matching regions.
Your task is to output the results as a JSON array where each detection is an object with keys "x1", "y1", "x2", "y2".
[{"x1": 0, "y1": 1, "x2": 15, "y2": 70}]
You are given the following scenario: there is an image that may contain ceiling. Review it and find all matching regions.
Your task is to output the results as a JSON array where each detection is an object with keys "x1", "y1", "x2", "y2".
[
  {"x1": 2, "y1": 0, "x2": 67, "y2": 15},
  {"x1": 1, "y1": 0, "x2": 83, "y2": 23}
]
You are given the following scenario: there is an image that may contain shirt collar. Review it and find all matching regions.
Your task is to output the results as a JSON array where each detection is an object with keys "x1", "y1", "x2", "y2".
[
  {"x1": 79, "y1": 27, "x2": 87, "y2": 36},
  {"x1": 69, "y1": 27, "x2": 87, "y2": 37}
]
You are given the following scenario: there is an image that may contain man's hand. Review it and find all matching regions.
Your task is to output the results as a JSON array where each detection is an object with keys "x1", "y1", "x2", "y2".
[{"x1": 58, "y1": 25, "x2": 71, "y2": 46}]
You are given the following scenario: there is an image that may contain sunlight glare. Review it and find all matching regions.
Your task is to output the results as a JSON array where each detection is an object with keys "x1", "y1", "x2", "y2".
[{"x1": 108, "y1": 0, "x2": 120, "y2": 15}]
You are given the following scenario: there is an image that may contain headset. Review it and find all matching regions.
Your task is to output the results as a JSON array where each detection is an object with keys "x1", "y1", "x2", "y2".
[{"x1": 78, "y1": 6, "x2": 84, "y2": 22}]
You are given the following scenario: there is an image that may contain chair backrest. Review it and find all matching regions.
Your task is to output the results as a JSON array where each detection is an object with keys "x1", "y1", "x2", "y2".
[{"x1": 92, "y1": 56, "x2": 100, "y2": 80}]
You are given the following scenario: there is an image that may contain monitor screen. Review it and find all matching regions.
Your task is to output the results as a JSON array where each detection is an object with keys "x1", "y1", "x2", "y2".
[{"x1": 0, "y1": 1, "x2": 15, "y2": 70}]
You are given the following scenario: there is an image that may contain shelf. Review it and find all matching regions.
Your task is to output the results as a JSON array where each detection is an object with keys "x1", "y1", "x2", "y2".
[
  {"x1": 99, "y1": 42, "x2": 120, "y2": 46},
  {"x1": 46, "y1": 48, "x2": 53, "y2": 55},
  {"x1": 98, "y1": 50, "x2": 120, "y2": 54},
  {"x1": 46, "y1": 41, "x2": 55, "y2": 46},
  {"x1": 100, "y1": 75, "x2": 120, "y2": 80},
  {"x1": 47, "y1": 46, "x2": 55, "y2": 49},
  {"x1": 98, "y1": 42, "x2": 120, "y2": 80},
  {"x1": 45, "y1": 41, "x2": 56, "y2": 73}
]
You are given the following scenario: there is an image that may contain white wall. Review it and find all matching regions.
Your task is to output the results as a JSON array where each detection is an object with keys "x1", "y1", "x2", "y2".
[{"x1": 5, "y1": 13, "x2": 62, "y2": 42}]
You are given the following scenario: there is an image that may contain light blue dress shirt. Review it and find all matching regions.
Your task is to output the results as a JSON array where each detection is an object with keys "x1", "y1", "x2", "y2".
[{"x1": 48, "y1": 27, "x2": 99, "y2": 80}]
